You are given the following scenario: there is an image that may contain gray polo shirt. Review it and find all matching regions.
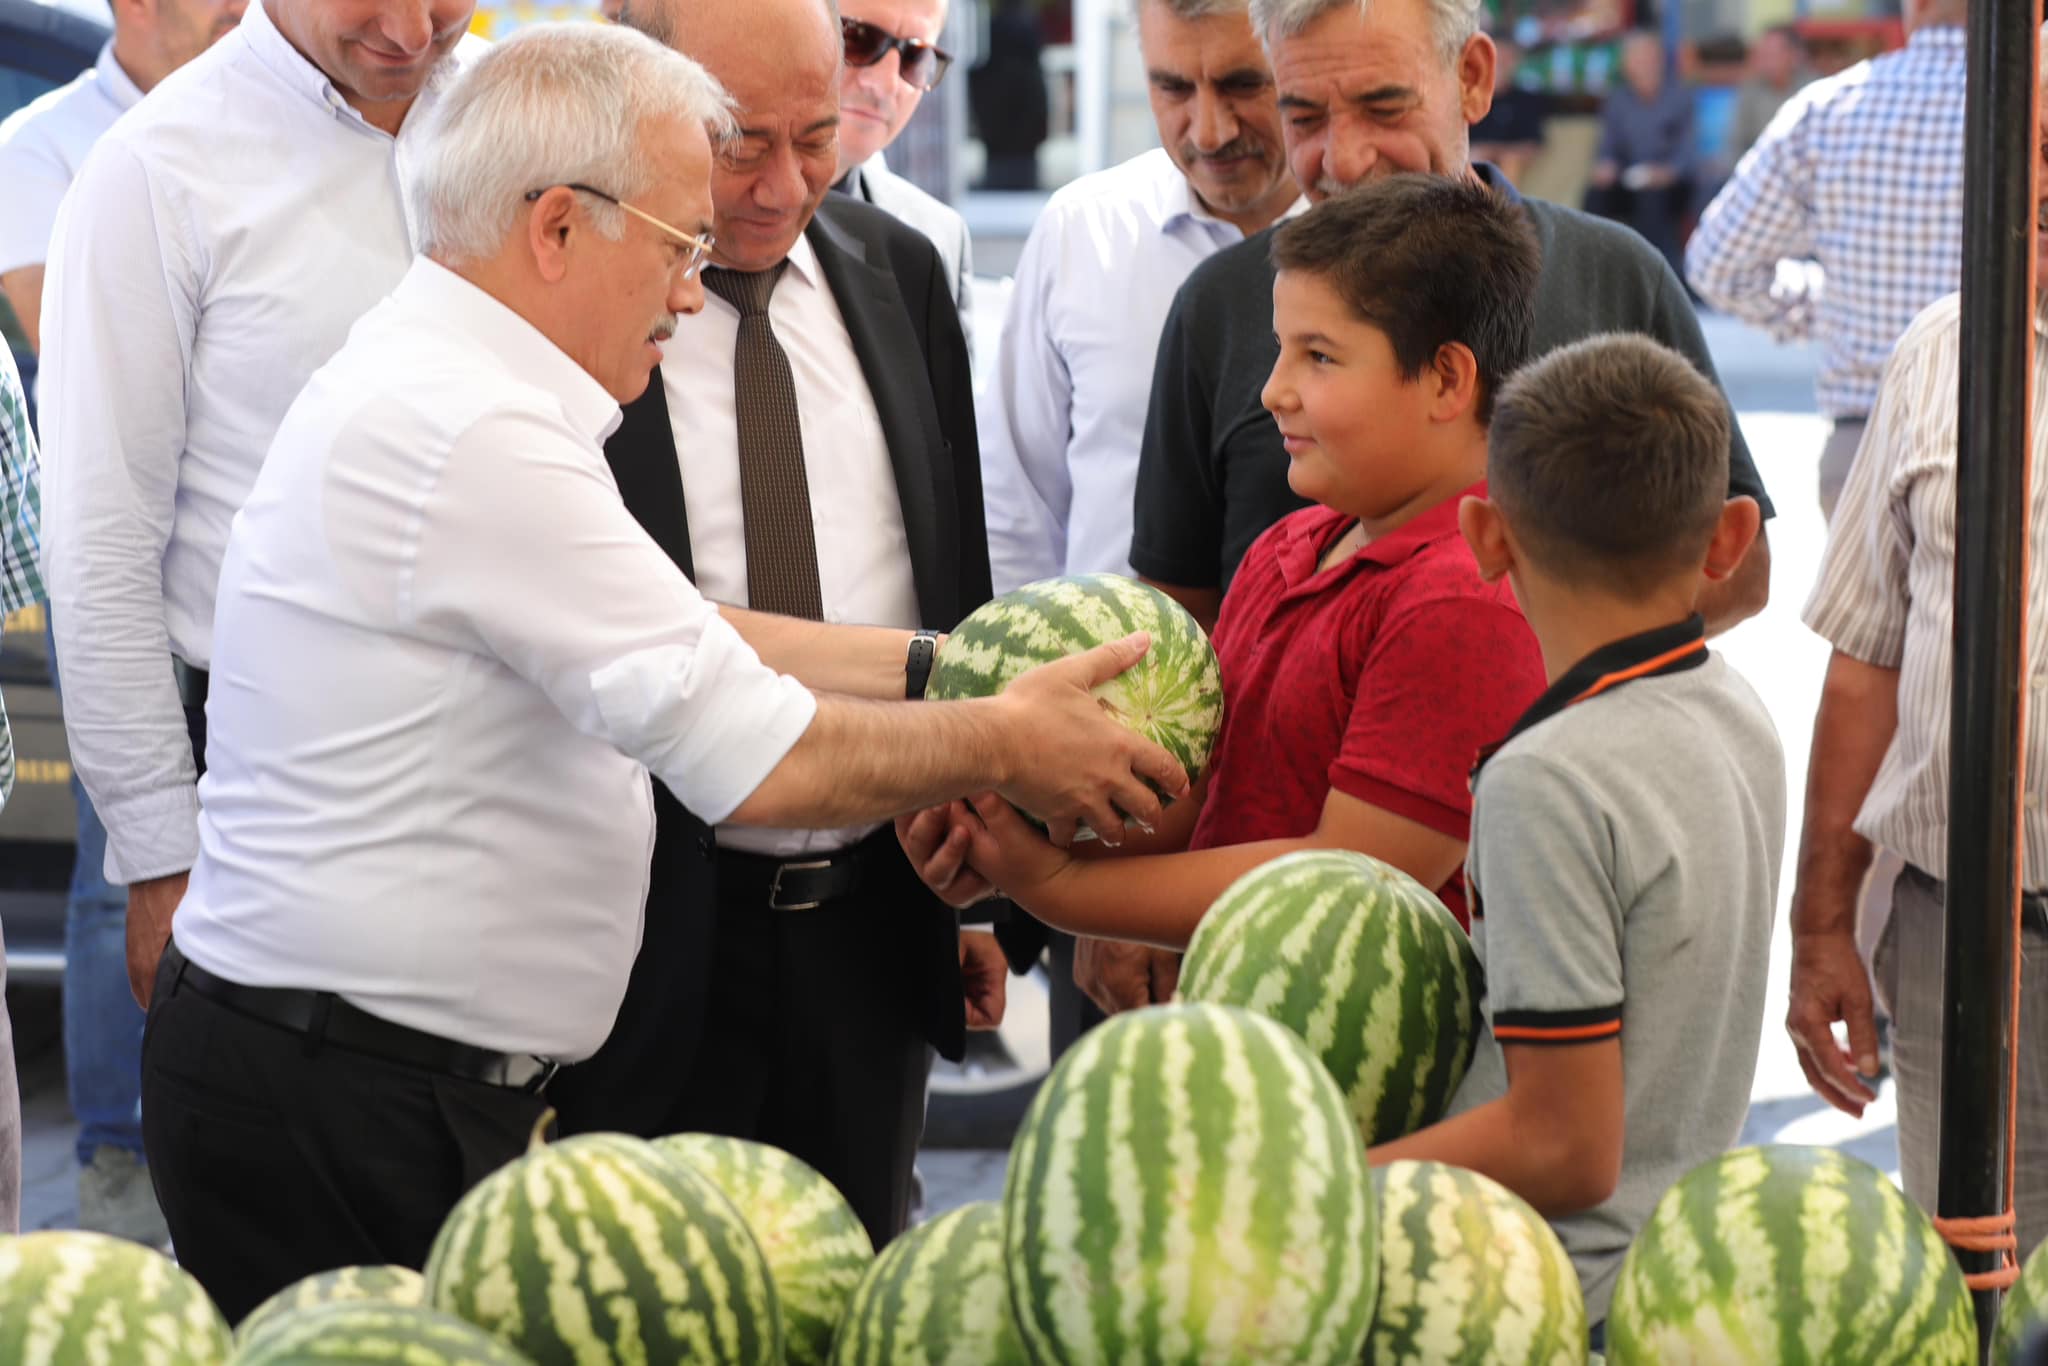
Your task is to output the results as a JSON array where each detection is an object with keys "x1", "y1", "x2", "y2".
[{"x1": 1447, "y1": 617, "x2": 1786, "y2": 1320}]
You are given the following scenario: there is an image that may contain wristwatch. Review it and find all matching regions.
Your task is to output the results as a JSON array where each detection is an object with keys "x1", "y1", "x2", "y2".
[{"x1": 905, "y1": 630, "x2": 941, "y2": 699}]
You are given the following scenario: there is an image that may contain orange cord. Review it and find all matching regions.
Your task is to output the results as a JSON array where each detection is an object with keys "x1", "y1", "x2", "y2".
[{"x1": 1933, "y1": 1213, "x2": 2021, "y2": 1290}]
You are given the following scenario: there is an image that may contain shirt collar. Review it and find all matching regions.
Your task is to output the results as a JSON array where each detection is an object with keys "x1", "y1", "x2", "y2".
[
  {"x1": 93, "y1": 41, "x2": 145, "y2": 114},
  {"x1": 1472, "y1": 160, "x2": 1523, "y2": 206},
  {"x1": 1279, "y1": 481, "x2": 1479, "y2": 588},
  {"x1": 398, "y1": 258, "x2": 623, "y2": 444},
  {"x1": 1474, "y1": 613, "x2": 1709, "y2": 780},
  {"x1": 1159, "y1": 163, "x2": 1309, "y2": 236}
]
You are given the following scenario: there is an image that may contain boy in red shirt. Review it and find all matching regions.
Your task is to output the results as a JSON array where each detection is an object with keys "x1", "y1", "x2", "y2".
[{"x1": 902, "y1": 174, "x2": 1546, "y2": 945}]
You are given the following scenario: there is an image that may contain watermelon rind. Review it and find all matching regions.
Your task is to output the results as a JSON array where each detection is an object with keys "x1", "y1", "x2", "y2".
[
  {"x1": 1369, "y1": 1160, "x2": 1587, "y2": 1363},
  {"x1": 828, "y1": 1201, "x2": 1026, "y2": 1366},
  {"x1": 1607, "y1": 1145, "x2": 1975, "y2": 1365},
  {"x1": 236, "y1": 1265, "x2": 427, "y2": 1347},
  {"x1": 1993, "y1": 1234, "x2": 2048, "y2": 1364},
  {"x1": 1002, "y1": 1002, "x2": 1376, "y2": 1364},
  {"x1": 424, "y1": 1131, "x2": 782, "y2": 1365},
  {"x1": 654, "y1": 1133, "x2": 873, "y2": 1366},
  {"x1": 0, "y1": 1228, "x2": 233, "y2": 1364},
  {"x1": 227, "y1": 1299, "x2": 534, "y2": 1363},
  {"x1": 1179, "y1": 848, "x2": 1481, "y2": 1147}
]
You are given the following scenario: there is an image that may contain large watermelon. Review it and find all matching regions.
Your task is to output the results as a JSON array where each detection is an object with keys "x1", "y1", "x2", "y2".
[
  {"x1": 926, "y1": 574, "x2": 1224, "y2": 800},
  {"x1": 1608, "y1": 1145, "x2": 1975, "y2": 1364},
  {"x1": 1179, "y1": 849, "x2": 1481, "y2": 1147},
  {"x1": 236, "y1": 1266, "x2": 427, "y2": 1347},
  {"x1": 0, "y1": 1228, "x2": 233, "y2": 1363},
  {"x1": 653, "y1": 1133, "x2": 873, "y2": 1366},
  {"x1": 1003, "y1": 1002, "x2": 1376, "y2": 1364},
  {"x1": 828, "y1": 1202, "x2": 1026, "y2": 1366},
  {"x1": 1993, "y1": 1235, "x2": 2048, "y2": 1364},
  {"x1": 228, "y1": 1300, "x2": 532, "y2": 1363},
  {"x1": 425, "y1": 1131, "x2": 781, "y2": 1365},
  {"x1": 1369, "y1": 1160, "x2": 1587, "y2": 1363}
]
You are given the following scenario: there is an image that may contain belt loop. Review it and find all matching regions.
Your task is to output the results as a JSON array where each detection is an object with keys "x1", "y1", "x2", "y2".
[{"x1": 303, "y1": 993, "x2": 335, "y2": 1057}]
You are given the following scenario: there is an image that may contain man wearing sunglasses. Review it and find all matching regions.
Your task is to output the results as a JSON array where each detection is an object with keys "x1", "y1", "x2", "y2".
[
  {"x1": 564, "y1": 0, "x2": 993, "y2": 1249},
  {"x1": 832, "y1": 3, "x2": 973, "y2": 350}
]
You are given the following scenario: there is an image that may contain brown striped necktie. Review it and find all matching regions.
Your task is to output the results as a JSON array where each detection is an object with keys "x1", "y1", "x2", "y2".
[{"x1": 703, "y1": 263, "x2": 824, "y2": 620}]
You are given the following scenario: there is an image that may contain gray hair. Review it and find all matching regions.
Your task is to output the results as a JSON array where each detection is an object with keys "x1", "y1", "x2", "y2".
[
  {"x1": 1129, "y1": 0, "x2": 1249, "y2": 21},
  {"x1": 409, "y1": 23, "x2": 736, "y2": 265},
  {"x1": 1247, "y1": 0, "x2": 1483, "y2": 68}
]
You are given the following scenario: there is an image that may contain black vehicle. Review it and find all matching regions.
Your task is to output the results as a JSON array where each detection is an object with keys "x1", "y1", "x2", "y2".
[{"x1": 0, "y1": 0, "x2": 108, "y2": 984}]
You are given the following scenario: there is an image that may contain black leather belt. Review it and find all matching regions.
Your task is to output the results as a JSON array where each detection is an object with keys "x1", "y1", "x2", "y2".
[
  {"x1": 1903, "y1": 864, "x2": 2048, "y2": 933},
  {"x1": 163, "y1": 943, "x2": 557, "y2": 1092},
  {"x1": 716, "y1": 828, "x2": 891, "y2": 911},
  {"x1": 173, "y1": 658, "x2": 209, "y2": 710}
]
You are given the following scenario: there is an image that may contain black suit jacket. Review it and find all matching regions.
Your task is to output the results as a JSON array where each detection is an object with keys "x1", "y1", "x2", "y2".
[{"x1": 550, "y1": 196, "x2": 987, "y2": 1138}]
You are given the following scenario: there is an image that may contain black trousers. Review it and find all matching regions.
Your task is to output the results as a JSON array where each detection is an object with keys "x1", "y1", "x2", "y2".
[
  {"x1": 140, "y1": 952, "x2": 547, "y2": 1323},
  {"x1": 673, "y1": 885, "x2": 934, "y2": 1248}
]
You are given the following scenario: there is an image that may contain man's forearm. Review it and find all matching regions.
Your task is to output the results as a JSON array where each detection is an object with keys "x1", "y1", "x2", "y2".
[
  {"x1": 1791, "y1": 649, "x2": 1901, "y2": 936},
  {"x1": 730, "y1": 693, "x2": 1012, "y2": 828},
  {"x1": 720, "y1": 607, "x2": 917, "y2": 701},
  {"x1": 1370, "y1": 1095, "x2": 1614, "y2": 1218}
]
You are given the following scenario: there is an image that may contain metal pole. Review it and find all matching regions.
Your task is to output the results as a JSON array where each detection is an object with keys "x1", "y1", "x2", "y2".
[{"x1": 1940, "y1": 1, "x2": 2039, "y2": 1356}]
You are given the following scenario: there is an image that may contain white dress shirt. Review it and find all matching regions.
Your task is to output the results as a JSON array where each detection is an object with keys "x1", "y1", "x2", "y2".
[
  {"x1": 660, "y1": 230, "x2": 919, "y2": 857},
  {"x1": 976, "y1": 148, "x2": 1305, "y2": 592},
  {"x1": 38, "y1": 0, "x2": 477, "y2": 885},
  {"x1": 0, "y1": 41, "x2": 143, "y2": 276},
  {"x1": 175, "y1": 260, "x2": 818, "y2": 1060}
]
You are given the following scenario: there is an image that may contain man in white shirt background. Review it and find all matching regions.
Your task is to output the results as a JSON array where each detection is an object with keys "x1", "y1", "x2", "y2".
[
  {"x1": 829, "y1": 0, "x2": 973, "y2": 348},
  {"x1": 976, "y1": 0, "x2": 1299, "y2": 1041},
  {"x1": 38, "y1": 0, "x2": 480, "y2": 1022},
  {"x1": 0, "y1": 0, "x2": 242, "y2": 1246},
  {"x1": 562, "y1": 0, "x2": 995, "y2": 1249},
  {"x1": 143, "y1": 26, "x2": 1186, "y2": 1316}
]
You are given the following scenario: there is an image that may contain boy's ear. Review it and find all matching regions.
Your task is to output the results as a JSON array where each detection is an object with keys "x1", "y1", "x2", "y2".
[
  {"x1": 1431, "y1": 342, "x2": 1482, "y2": 424},
  {"x1": 1458, "y1": 493, "x2": 1515, "y2": 584},
  {"x1": 1700, "y1": 495, "x2": 1763, "y2": 582}
]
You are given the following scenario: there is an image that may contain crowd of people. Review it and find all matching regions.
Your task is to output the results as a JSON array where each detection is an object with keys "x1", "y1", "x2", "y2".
[{"x1": 0, "y1": 0, "x2": 2033, "y2": 1350}]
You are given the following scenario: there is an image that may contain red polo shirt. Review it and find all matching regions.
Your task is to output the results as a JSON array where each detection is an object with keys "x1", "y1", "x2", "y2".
[{"x1": 1189, "y1": 487, "x2": 1547, "y2": 926}]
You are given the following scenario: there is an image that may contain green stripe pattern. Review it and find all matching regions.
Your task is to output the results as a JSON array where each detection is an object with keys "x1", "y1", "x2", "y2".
[
  {"x1": 1003, "y1": 1003, "x2": 1376, "y2": 1364},
  {"x1": 654, "y1": 1134, "x2": 873, "y2": 1366},
  {"x1": 926, "y1": 573, "x2": 1225, "y2": 783},
  {"x1": 0, "y1": 1229, "x2": 233, "y2": 1364},
  {"x1": 424, "y1": 1132, "x2": 782, "y2": 1366},
  {"x1": 1995, "y1": 1236, "x2": 2048, "y2": 1364},
  {"x1": 1179, "y1": 849, "x2": 1481, "y2": 1147},
  {"x1": 236, "y1": 1266, "x2": 427, "y2": 1347},
  {"x1": 1607, "y1": 1145, "x2": 1975, "y2": 1365},
  {"x1": 1369, "y1": 1160, "x2": 1587, "y2": 1363},
  {"x1": 228, "y1": 1301, "x2": 534, "y2": 1364},
  {"x1": 828, "y1": 1202, "x2": 1026, "y2": 1366}
]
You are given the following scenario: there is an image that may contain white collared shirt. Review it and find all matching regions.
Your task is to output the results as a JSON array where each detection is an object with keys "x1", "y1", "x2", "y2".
[
  {"x1": 38, "y1": 0, "x2": 478, "y2": 885},
  {"x1": 174, "y1": 260, "x2": 817, "y2": 1059},
  {"x1": 660, "y1": 230, "x2": 919, "y2": 857},
  {"x1": 0, "y1": 40, "x2": 144, "y2": 276},
  {"x1": 976, "y1": 148, "x2": 1306, "y2": 593}
]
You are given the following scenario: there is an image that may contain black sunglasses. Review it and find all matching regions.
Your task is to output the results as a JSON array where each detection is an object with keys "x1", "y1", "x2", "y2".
[{"x1": 840, "y1": 16, "x2": 953, "y2": 92}]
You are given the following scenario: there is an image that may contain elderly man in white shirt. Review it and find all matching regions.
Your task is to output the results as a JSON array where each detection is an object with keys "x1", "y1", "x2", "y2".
[
  {"x1": 143, "y1": 23, "x2": 1185, "y2": 1322},
  {"x1": 977, "y1": 0, "x2": 1299, "y2": 1037},
  {"x1": 37, "y1": 0, "x2": 479, "y2": 1016}
]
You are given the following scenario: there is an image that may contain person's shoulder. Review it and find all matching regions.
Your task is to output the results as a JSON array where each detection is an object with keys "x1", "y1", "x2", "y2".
[
  {"x1": 0, "y1": 62, "x2": 101, "y2": 150},
  {"x1": 1521, "y1": 194, "x2": 1662, "y2": 270},
  {"x1": 1893, "y1": 290, "x2": 1964, "y2": 360},
  {"x1": 813, "y1": 190, "x2": 944, "y2": 261},
  {"x1": 859, "y1": 158, "x2": 969, "y2": 242},
  {"x1": 1171, "y1": 223, "x2": 1275, "y2": 319},
  {"x1": 1040, "y1": 147, "x2": 1180, "y2": 218}
]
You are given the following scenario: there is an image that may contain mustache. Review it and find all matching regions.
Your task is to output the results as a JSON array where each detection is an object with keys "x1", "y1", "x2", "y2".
[
  {"x1": 649, "y1": 316, "x2": 677, "y2": 344},
  {"x1": 1180, "y1": 137, "x2": 1269, "y2": 165}
]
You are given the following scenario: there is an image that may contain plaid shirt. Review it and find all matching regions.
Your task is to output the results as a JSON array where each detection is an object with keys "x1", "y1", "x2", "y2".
[
  {"x1": 1686, "y1": 26, "x2": 1966, "y2": 418},
  {"x1": 0, "y1": 347, "x2": 46, "y2": 810}
]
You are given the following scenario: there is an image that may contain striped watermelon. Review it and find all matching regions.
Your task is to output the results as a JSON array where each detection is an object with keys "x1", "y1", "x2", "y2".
[
  {"x1": 653, "y1": 1133, "x2": 873, "y2": 1366},
  {"x1": 926, "y1": 574, "x2": 1224, "y2": 802},
  {"x1": 1179, "y1": 849, "x2": 1481, "y2": 1147},
  {"x1": 229, "y1": 1301, "x2": 533, "y2": 1363},
  {"x1": 424, "y1": 1131, "x2": 781, "y2": 1365},
  {"x1": 1608, "y1": 1145, "x2": 1975, "y2": 1364},
  {"x1": 828, "y1": 1202, "x2": 1026, "y2": 1366},
  {"x1": 236, "y1": 1265, "x2": 427, "y2": 1347},
  {"x1": 1003, "y1": 1002, "x2": 1376, "y2": 1364},
  {"x1": 1993, "y1": 1235, "x2": 2048, "y2": 1364},
  {"x1": 0, "y1": 1228, "x2": 232, "y2": 1363},
  {"x1": 1369, "y1": 1160, "x2": 1587, "y2": 1363}
]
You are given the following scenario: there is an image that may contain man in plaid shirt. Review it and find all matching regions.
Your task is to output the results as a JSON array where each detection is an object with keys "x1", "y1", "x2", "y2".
[
  {"x1": 1686, "y1": 0, "x2": 1966, "y2": 519},
  {"x1": 0, "y1": 342, "x2": 44, "y2": 1234}
]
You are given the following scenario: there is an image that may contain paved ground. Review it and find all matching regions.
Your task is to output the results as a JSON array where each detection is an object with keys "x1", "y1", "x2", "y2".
[{"x1": 4, "y1": 311, "x2": 1892, "y2": 1231}]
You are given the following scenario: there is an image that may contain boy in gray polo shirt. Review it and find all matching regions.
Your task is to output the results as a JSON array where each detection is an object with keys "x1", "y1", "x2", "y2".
[{"x1": 1370, "y1": 334, "x2": 1786, "y2": 1327}]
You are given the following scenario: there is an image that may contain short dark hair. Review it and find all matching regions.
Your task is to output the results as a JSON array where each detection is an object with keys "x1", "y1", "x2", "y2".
[
  {"x1": 1269, "y1": 174, "x2": 1541, "y2": 425},
  {"x1": 1488, "y1": 333, "x2": 1731, "y2": 591}
]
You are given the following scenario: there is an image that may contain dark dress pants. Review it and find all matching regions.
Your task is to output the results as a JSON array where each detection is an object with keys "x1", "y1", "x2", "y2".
[{"x1": 140, "y1": 951, "x2": 547, "y2": 1323}]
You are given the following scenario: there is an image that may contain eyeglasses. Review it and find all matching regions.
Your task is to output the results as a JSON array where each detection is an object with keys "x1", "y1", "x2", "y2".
[
  {"x1": 523, "y1": 182, "x2": 716, "y2": 279},
  {"x1": 840, "y1": 16, "x2": 953, "y2": 93}
]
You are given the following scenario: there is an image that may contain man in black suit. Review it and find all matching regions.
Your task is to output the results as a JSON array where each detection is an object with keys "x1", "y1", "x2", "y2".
[{"x1": 549, "y1": 0, "x2": 1005, "y2": 1246}]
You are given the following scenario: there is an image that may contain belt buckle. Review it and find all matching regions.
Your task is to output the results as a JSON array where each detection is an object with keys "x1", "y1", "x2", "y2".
[
  {"x1": 768, "y1": 858, "x2": 833, "y2": 911},
  {"x1": 505, "y1": 1055, "x2": 558, "y2": 1093}
]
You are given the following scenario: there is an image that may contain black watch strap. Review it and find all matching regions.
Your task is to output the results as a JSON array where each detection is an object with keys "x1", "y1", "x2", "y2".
[{"x1": 905, "y1": 630, "x2": 941, "y2": 699}]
